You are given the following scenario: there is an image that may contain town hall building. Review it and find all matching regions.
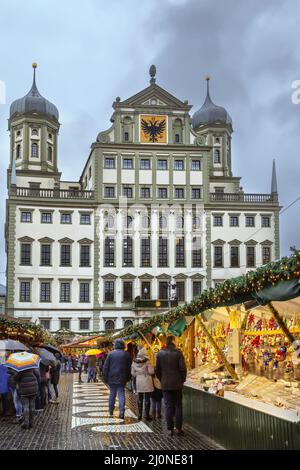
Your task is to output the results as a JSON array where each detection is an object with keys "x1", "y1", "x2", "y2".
[{"x1": 5, "y1": 64, "x2": 280, "y2": 333}]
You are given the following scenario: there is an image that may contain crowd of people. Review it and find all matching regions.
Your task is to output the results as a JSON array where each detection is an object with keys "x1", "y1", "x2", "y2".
[{"x1": 0, "y1": 336, "x2": 187, "y2": 436}]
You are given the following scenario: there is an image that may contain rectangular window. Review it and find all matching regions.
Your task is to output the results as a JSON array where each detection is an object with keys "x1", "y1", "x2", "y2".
[
  {"x1": 246, "y1": 246, "x2": 255, "y2": 267},
  {"x1": 246, "y1": 216, "x2": 255, "y2": 227},
  {"x1": 124, "y1": 132, "x2": 129, "y2": 142},
  {"x1": 262, "y1": 246, "x2": 271, "y2": 264},
  {"x1": 41, "y1": 244, "x2": 51, "y2": 266},
  {"x1": 262, "y1": 216, "x2": 271, "y2": 228},
  {"x1": 80, "y1": 245, "x2": 90, "y2": 267},
  {"x1": 191, "y1": 160, "x2": 201, "y2": 171},
  {"x1": 123, "y1": 237, "x2": 133, "y2": 267},
  {"x1": 104, "y1": 186, "x2": 115, "y2": 198},
  {"x1": 141, "y1": 281, "x2": 151, "y2": 299},
  {"x1": 104, "y1": 158, "x2": 115, "y2": 169},
  {"x1": 60, "y1": 244, "x2": 71, "y2": 266},
  {"x1": 141, "y1": 187, "x2": 151, "y2": 198},
  {"x1": 60, "y1": 213, "x2": 72, "y2": 224},
  {"x1": 175, "y1": 188, "x2": 184, "y2": 199},
  {"x1": 40, "y1": 282, "x2": 51, "y2": 302},
  {"x1": 141, "y1": 238, "x2": 151, "y2": 267},
  {"x1": 230, "y1": 216, "x2": 239, "y2": 227},
  {"x1": 140, "y1": 159, "x2": 151, "y2": 170},
  {"x1": 123, "y1": 159, "x2": 133, "y2": 169},
  {"x1": 214, "y1": 246, "x2": 223, "y2": 267},
  {"x1": 21, "y1": 211, "x2": 32, "y2": 223},
  {"x1": 80, "y1": 213, "x2": 91, "y2": 225},
  {"x1": 20, "y1": 281, "x2": 31, "y2": 302},
  {"x1": 192, "y1": 237, "x2": 202, "y2": 268},
  {"x1": 123, "y1": 187, "x2": 133, "y2": 198},
  {"x1": 176, "y1": 237, "x2": 185, "y2": 267},
  {"x1": 123, "y1": 281, "x2": 133, "y2": 302},
  {"x1": 41, "y1": 212, "x2": 52, "y2": 224},
  {"x1": 213, "y1": 215, "x2": 223, "y2": 227},
  {"x1": 79, "y1": 282, "x2": 90, "y2": 302},
  {"x1": 60, "y1": 319, "x2": 70, "y2": 330},
  {"x1": 193, "y1": 281, "x2": 202, "y2": 298},
  {"x1": 79, "y1": 319, "x2": 90, "y2": 330},
  {"x1": 40, "y1": 319, "x2": 50, "y2": 330},
  {"x1": 191, "y1": 188, "x2": 201, "y2": 199},
  {"x1": 157, "y1": 159, "x2": 168, "y2": 170},
  {"x1": 159, "y1": 282, "x2": 168, "y2": 300},
  {"x1": 158, "y1": 188, "x2": 167, "y2": 199},
  {"x1": 104, "y1": 281, "x2": 114, "y2": 302},
  {"x1": 230, "y1": 246, "x2": 239, "y2": 268},
  {"x1": 21, "y1": 243, "x2": 31, "y2": 265},
  {"x1": 174, "y1": 160, "x2": 184, "y2": 170},
  {"x1": 60, "y1": 282, "x2": 71, "y2": 302},
  {"x1": 158, "y1": 238, "x2": 168, "y2": 267},
  {"x1": 176, "y1": 282, "x2": 185, "y2": 302},
  {"x1": 104, "y1": 237, "x2": 115, "y2": 267}
]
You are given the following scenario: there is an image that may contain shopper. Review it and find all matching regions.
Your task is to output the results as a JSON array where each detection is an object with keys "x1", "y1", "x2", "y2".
[
  {"x1": 131, "y1": 348, "x2": 154, "y2": 421},
  {"x1": 0, "y1": 353, "x2": 10, "y2": 417},
  {"x1": 50, "y1": 355, "x2": 61, "y2": 404},
  {"x1": 151, "y1": 374, "x2": 163, "y2": 419},
  {"x1": 103, "y1": 339, "x2": 131, "y2": 419},
  {"x1": 87, "y1": 355, "x2": 97, "y2": 383},
  {"x1": 77, "y1": 355, "x2": 84, "y2": 382},
  {"x1": 9, "y1": 367, "x2": 40, "y2": 430},
  {"x1": 155, "y1": 336, "x2": 187, "y2": 436}
]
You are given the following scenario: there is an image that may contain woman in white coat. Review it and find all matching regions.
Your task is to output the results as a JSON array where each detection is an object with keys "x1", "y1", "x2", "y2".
[{"x1": 131, "y1": 348, "x2": 154, "y2": 421}]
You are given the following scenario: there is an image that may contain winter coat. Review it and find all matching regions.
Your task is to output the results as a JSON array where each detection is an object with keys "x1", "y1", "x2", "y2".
[
  {"x1": 103, "y1": 339, "x2": 131, "y2": 386},
  {"x1": 50, "y1": 361, "x2": 61, "y2": 385},
  {"x1": 88, "y1": 356, "x2": 97, "y2": 367},
  {"x1": 0, "y1": 364, "x2": 9, "y2": 394},
  {"x1": 131, "y1": 350, "x2": 154, "y2": 393},
  {"x1": 39, "y1": 363, "x2": 50, "y2": 383},
  {"x1": 9, "y1": 368, "x2": 40, "y2": 397},
  {"x1": 155, "y1": 344, "x2": 187, "y2": 391}
]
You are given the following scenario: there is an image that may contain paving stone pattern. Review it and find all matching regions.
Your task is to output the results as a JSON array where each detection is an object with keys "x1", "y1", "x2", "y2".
[{"x1": 0, "y1": 373, "x2": 223, "y2": 450}]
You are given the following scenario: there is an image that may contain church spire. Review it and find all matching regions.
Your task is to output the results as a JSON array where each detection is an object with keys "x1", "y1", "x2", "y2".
[{"x1": 271, "y1": 159, "x2": 278, "y2": 194}]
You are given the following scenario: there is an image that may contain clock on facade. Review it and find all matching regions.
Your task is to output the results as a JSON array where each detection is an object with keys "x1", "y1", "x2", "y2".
[{"x1": 140, "y1": 114, "x2": 167, "y2": 143}]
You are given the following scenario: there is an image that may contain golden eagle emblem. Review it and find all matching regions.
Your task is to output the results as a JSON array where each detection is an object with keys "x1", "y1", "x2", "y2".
[{"x1": 140, "y1": 116, "x2": 167, "y2": 143}]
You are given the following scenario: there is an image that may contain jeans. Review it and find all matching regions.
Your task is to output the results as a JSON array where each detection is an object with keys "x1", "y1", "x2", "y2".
[
  {"x1": 11, "y1": 388, "x2": 23, "y2": 417},
  {"x1": 109, "y1": 385, "x2": 125, "y2": 416},
  {"x1": 151, "y1": 398, "x2": 162, "y2": 415},
  {"x1": 163, "y1": 390, "x2": 183, "y2": 431},
  {"x1": 20, "y1": 395, "x2": 36, "y2": 427},
  {"x1": 88, "y1": 367, "x2": 96, "y2": 382}
]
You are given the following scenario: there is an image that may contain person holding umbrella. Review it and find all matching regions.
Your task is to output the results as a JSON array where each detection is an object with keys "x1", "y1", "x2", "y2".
[{"x1": 6, "y1": 352, "x2": 41, "y2": 429}]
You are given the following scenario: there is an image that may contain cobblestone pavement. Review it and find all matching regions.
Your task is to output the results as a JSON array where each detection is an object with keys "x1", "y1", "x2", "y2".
[{"x1": 0, "y1": 373, "x2": 223, "y2": 450}]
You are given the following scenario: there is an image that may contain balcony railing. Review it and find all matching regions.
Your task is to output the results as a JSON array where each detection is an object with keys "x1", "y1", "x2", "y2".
[
  {"x1": 11, "y1": 187, "x2": 95, "y2": 200},
  {"x1": 210, "y1": 193, "x2": 278, "y2": 203},
  {"x1": 133, "y1": 299, "x2": 178, "y2": 309}
]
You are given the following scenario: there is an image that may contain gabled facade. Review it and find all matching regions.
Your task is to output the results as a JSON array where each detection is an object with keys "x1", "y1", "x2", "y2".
[{"x1": 5, "y1": 64, "x2": 280, "y2": 333}]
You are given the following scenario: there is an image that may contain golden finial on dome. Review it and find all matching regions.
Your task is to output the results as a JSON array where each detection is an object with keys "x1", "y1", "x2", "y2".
[
  {"x1": 205, "y1": 75, "x2": 211, "y2": 81},
  {"x1": 32, "y1": 62, "x2": 38, "y2": 69}
]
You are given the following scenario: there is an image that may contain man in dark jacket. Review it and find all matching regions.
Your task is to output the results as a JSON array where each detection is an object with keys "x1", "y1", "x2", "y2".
[
  {"x1": 9, "y1": 367, "x2": 40, "y2": 429},
  {"x1": 155, "y1": 336, "x2": 187, "y2": 436},
  {"x1": 103, "y1": 339, "x2": 131, "y2": 419}
]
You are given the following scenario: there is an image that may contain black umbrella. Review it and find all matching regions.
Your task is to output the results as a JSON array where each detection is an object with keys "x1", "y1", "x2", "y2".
[
  {"x1": 41, "y1": 344, "x2": 62, "y2": 358},
  {"x1": 36, "y1": 347, "x2": 57, "y2": 366},
  {"x1": 0, "y1": 339, "x2": 29, "y2": 351}
]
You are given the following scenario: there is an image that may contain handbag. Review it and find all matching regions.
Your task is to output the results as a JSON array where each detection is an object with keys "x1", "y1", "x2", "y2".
[{"x1": 152, "y1": 375, "x2": 162, "y2": 390}]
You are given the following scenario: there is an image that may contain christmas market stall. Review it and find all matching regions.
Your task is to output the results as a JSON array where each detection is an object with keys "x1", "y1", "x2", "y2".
[
  {"x1": 114, "y1": 251, "x2": 300, "y2": 449},
  {"x1": 0, "y1": 314, "x2": 53, "y2": 346}
]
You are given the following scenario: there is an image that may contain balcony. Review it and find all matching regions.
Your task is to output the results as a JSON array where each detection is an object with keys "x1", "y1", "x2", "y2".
[
  {"x1": 10, "y1": 187, "x2": 95, "y2": 200},
  {"x1": 210, "y1": 193, "x2": 278, "y2": 204},
  {"x1": 133, "y1": 299, "x2": 178, "y2": 310}
]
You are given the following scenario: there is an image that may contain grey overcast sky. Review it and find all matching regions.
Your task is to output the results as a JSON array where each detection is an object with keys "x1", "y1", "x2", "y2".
[{"x1": 0, "y1": 0, "x2": 300, "y2": 285}]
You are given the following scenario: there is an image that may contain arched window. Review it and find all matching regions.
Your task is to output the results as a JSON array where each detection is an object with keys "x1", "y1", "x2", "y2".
[
  {"x1": 192, "y1": 216, "x2": 201, "y2": 230},
  {"x1": 176, "y1": 216, "x2": 184, "y2": 229},
  {"x1": 125, "y1": 215, "x2": 133, "y2": 229},
  {"x1": 159, "y1": 215, "x2": 167, "y2": 229},
  {"x1": 105, "y1": 319, "x2": 115, "y2": 331},
  {"x1": 47, "y1": 146, "x2": 52, "y2": 162},
  {"x1": 16, "y1": 144, "x2": 21, "y2": 159},
  {"x1": 31, "y1": 143, "x2": 38, "y2": 158},
  {"x1": 31, "y1": 128, "x2": 38, "y2": 136},
  {"x1": 214, "y1": 149, "x2": 221, "y2": 164},
  {"x1": 124, "y1": 319, "x2": 133, "y2": 328},
  {"x1": 173, "y1": 118, "x2": 183, "y2": 144},
  {"x1": 104, "y1": 214, "x2": 115, "y2": 229},
  {"x1": 142, "y1": 215, "x2": 150, "y2": 229}
]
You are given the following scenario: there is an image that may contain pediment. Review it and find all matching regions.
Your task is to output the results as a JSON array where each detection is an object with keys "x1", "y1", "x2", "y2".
[
  {"x1": 138, "y1": 273, "x2": 154, "y2": 279},
  {"x1": 115, "y1": 84, "x2": 191, "y2": 111},
  {"x1": 38, "y1": 237, "x2": 54, "y2": 244},
  {"x1": 102, "y1": 274, "x2": 118, "y2": 280},
  {"x1": 78, "y1": 238, "x2": 93, "y2": 244},
  {"x1": 18, "y1": 236, "x2": 34, "y2": 243},
  {"x1": 190, "y1": 273, "x2": 205, "y2": 279},
  {"x1": 211, "y1": 239, "x2": 226, "y2": 245},
  {"x1": 260, "y1": 239, "x2": 273, "y2": 246},
  {"x1": 245, "y1": 239, "x2": 258, "y2": 246},
  {"x1": 156, "y1": 273, "x2": 171, "y2": 280},
  {"x1": 58, "y1": 237, "x2": 74, "y2": 244},
  {"x1": 174, "y1": 274, "x2": 188, "y2": 280},
  {"x1": 120, "y1": 274, "x2": 136, "y2": 279}
]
